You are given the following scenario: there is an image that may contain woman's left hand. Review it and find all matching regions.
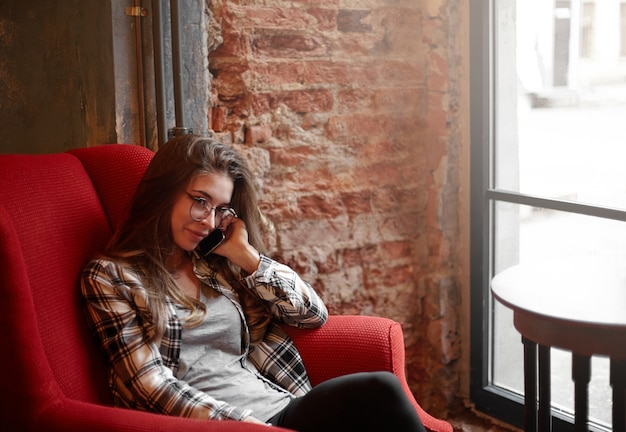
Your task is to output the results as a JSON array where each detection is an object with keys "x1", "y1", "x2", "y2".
[{"x1": 242, "y1": 416, "x2": 271, "y2": 426}]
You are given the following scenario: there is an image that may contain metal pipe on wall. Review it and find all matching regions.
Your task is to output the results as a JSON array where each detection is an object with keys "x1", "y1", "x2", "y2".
[
  {"x1": 168, "y1": 0, "x2": 192, "y2": 138},
  {"x1": 133, "y1": 0, "x2": 147, "y2": 147},
  {"x1": 149, "y1": 0, "x2": 192, "y2": 146},
  {"x1": 151, "y1": 0, "x2": 167, "y2": 147}
]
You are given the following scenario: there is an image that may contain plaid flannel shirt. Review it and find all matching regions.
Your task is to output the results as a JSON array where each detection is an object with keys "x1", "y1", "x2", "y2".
[{"x1": 81, "y1": 254, "x2": 328, "y2": 421}]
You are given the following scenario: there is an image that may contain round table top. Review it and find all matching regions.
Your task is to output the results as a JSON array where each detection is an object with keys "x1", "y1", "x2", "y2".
[{"x1": 491, "y1": 262, "x2": 626, "y2": 358}]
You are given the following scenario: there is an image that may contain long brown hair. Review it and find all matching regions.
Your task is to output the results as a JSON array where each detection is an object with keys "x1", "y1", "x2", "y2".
[{"x1": 107, "y1": 135, "x2": 271, "y2": 344}]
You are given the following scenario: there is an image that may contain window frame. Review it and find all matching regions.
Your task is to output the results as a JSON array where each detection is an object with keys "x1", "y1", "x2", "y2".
[
  {"x1": 469, "y1": 0, "x2": 626, "y2": 430},
  {"x1": 469, "y1": 0, "x2": 525, "y2": 424}
]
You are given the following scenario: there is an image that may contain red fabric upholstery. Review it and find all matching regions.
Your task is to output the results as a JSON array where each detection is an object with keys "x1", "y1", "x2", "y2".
[
  {"x1": 0, "y1": 144, "x2": 451, "y2": 432},
  {"x1": 284, "y1": 316, "x2": 453, "y2": 432},
  {"x1": 68, "y1": 145, "x2": 153, "y2": 232}
]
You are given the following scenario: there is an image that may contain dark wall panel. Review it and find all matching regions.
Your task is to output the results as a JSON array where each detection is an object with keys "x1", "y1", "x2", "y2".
[{"x1": 0, "y1": 0, "x2": 117, "y2": 154}]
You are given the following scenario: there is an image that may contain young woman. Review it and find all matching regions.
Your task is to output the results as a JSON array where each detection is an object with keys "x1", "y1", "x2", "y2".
[{"x1": 81, "y1": 135, "x2": 426, "y2": 431}]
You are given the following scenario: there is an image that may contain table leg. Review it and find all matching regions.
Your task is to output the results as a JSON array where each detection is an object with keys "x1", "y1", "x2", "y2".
[
  {"x1": 572, "y1": 354, "x2": 590, "y2": 432},
  {"x1": 611, "y1": 359, "x2": 626, "y2": 432},
  {"x1": 538, "y1": 345, "x2": 551, "y2": 432},
  {"x1": 523, "y1": 337, "x2": 537, "y2": 432}
]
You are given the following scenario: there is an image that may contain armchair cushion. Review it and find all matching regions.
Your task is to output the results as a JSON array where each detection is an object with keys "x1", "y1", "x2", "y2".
[{"x1": 0, "y1": 144, "x2": 451, "y2": 432}]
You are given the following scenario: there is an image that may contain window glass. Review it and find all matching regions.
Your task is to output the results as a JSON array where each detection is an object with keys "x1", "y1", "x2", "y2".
[
  {"x1": 483, "y1": 0, "x2": 626, "y2": 428},
  {"x1": 500, "y1": 0, "x2": 626, "y2": 209}
]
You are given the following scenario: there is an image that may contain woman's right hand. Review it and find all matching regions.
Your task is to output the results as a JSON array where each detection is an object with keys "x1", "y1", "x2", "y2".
[{"x1": 213, "y1": 218, "x2": 261, "y2": 274}]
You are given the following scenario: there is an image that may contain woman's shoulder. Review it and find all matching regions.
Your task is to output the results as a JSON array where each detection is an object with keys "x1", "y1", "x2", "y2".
[
  {"x1": 85, "y1": 255, "x2": 127, "y2": 270},
  {"x1": 82, "y1": 256, "x2": 155, "y2": 304},
  {"x1": 83, "y1": 255, "x2": 145, "y2": 282}
]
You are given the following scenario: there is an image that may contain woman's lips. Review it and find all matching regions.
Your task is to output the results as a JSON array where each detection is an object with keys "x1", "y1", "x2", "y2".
[{"x1": 187, "y1": 228, "x2": 208, "y2": 242}]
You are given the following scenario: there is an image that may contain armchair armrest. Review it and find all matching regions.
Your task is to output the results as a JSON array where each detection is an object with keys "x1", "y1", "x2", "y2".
[
  {"x1": 282, "y1": 315, "x2": 406, "y2": 385},
  {"x1": 283, "y1": 315, "x2": 453, "y2": 432}
]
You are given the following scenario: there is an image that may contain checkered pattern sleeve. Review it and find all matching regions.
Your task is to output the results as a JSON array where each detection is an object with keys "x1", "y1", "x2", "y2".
[
  {"x1": 80, "y1": 259, "x2": 252, "y2": 421},
  {"x1": 243, "y1": 255, "x2": 328, "y2": 329}
]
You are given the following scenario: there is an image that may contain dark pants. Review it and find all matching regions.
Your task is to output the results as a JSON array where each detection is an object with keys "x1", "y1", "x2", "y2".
[{"x1": 269, "y1": 371, "x2": 427, "y2": 432}]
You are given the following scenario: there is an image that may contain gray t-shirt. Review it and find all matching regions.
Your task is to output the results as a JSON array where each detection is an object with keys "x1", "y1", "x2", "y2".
[{"x1": 175, "y1": 286, "x2": 293, "y2": 422}]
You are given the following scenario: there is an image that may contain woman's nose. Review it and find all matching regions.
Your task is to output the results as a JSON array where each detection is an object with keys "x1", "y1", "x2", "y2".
[{"x1": 199, "y1": 210, "x2": 217, "y2": 230}]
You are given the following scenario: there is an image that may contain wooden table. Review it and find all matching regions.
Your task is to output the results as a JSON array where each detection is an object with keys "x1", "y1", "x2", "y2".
[{"x1": 491, "y1": 263, "x2": 626, "y2": 432}]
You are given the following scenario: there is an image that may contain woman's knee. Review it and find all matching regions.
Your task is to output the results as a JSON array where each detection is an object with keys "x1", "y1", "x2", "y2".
[{"x1": 362, "y1": 371, "x2": 404, "y2": 397}]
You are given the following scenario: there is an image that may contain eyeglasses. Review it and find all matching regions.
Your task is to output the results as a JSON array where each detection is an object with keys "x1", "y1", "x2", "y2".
[{"x1": 186, "y1": 192, "x2": 237, "y2": 229}]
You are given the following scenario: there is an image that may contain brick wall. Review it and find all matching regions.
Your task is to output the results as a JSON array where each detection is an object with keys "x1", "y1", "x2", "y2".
[{"x1": 207, "y1": 0, "x2": 464, "y2": 415}]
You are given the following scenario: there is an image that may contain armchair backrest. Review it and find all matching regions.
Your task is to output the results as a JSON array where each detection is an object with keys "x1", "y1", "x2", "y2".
[{"x1": 0, "y1": 145, "x2": 153, "y2": 422}]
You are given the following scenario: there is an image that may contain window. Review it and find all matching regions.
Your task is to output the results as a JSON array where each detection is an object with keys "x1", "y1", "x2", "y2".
[
  {"x1": 621, "y1": 3, "x2": 626, "y2": 57},
  {"x1": 471, "y1": 0, "x2": 626, "y2": 430},
  {"x1": 581, "y1": 2, "x2": 595, "y2": 58}
]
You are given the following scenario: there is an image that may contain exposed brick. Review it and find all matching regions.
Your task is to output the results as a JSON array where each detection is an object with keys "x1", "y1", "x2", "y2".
[
  {"x1": 375, "y1": 60, "x2": 427, "y2": 85},
  {"x1": 427, "y1": 50, "x2": 449, "y2": 92},
  {"x1": 237, "y1": 7, "x2": 315, "y2": 30},
  {"x1": 291, "y1": 0, "x2": 340, "y2": 9},
  {"x1": 251, "y1": 89, "x2": 334, "y2": 115},
  {"x1": 382, "y1": 240, "x2": 413, "y2": 260},
  {"x1": 337, "y1": 10, "x2": 372, "y2": 33},
  {"x1": 245, "y1": 124, "x2": 272, "y2": 144},
  {"x1": 211, "y1": 62, "x2": 249, "y2": 102},
  {"x1": 245, "y1": 60, "x2": 379, "y2": 88},
  {"x1": 333, "y1": 33, "x2": 384, "y2": 57},
  {"x1": 335, "y1": 88, "x2": 372, "y2": 113},
  {"x1": 290, "y1": 0, "x2": 340, "y2": 7},
  {"x1": 297, "y1": 193, "x2": 346, "y2": 219},
  {"x1": 277, "y1": 217, "x2": 351, "y2": 250},
  {"x1": 211, "y1": 106, "x2": 228, "y2": 132},
  {"x1": 325, "y1": 113, "x2": 385, "y2": 141},
  {"x1": 380, "y1": 264, "x2": 415, "y2": 286},
  {"x1": 307, "y1": 8, "x2": 337, "y2": 31},
  {"x1": 338, "y1": 247, "x2": 367, "y2": 267},
  {"x1": 245, "y1": 62, "x2": 308, "y2": 87},
  {"x1": 251, "y1": 31, "x2": 329, "y2": 58},
  {"x1": 208, "y1": 0, "x2": 463, "y2": 417},
  {"x1": 315, "y1": 252, "x2": 339, "y2": 273},
  {"x1": 371, "y1": 87, "x2": 429, "y2": 114},
  {"x1": 351, "y1": 159, "x2": 409, "y2": 189},
  {"x1": 210, "y1": 29, "x2": 249, "y2": 58},
  {"x1": 340, "y1": 190, "x2": 372, "y2": 217},
  {"x1": 267, "y1": 145, "x2": 316, "y2": 167}
]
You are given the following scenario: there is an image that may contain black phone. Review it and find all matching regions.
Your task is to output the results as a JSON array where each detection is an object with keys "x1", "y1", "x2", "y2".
[{"x1": 198, "y1": 229, "x2": 225, "y2": 257}]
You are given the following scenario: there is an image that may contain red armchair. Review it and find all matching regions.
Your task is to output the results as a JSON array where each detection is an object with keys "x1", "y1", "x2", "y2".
[{"x1": 0, "y1": 144, "x2": 452, "y2": 432}]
